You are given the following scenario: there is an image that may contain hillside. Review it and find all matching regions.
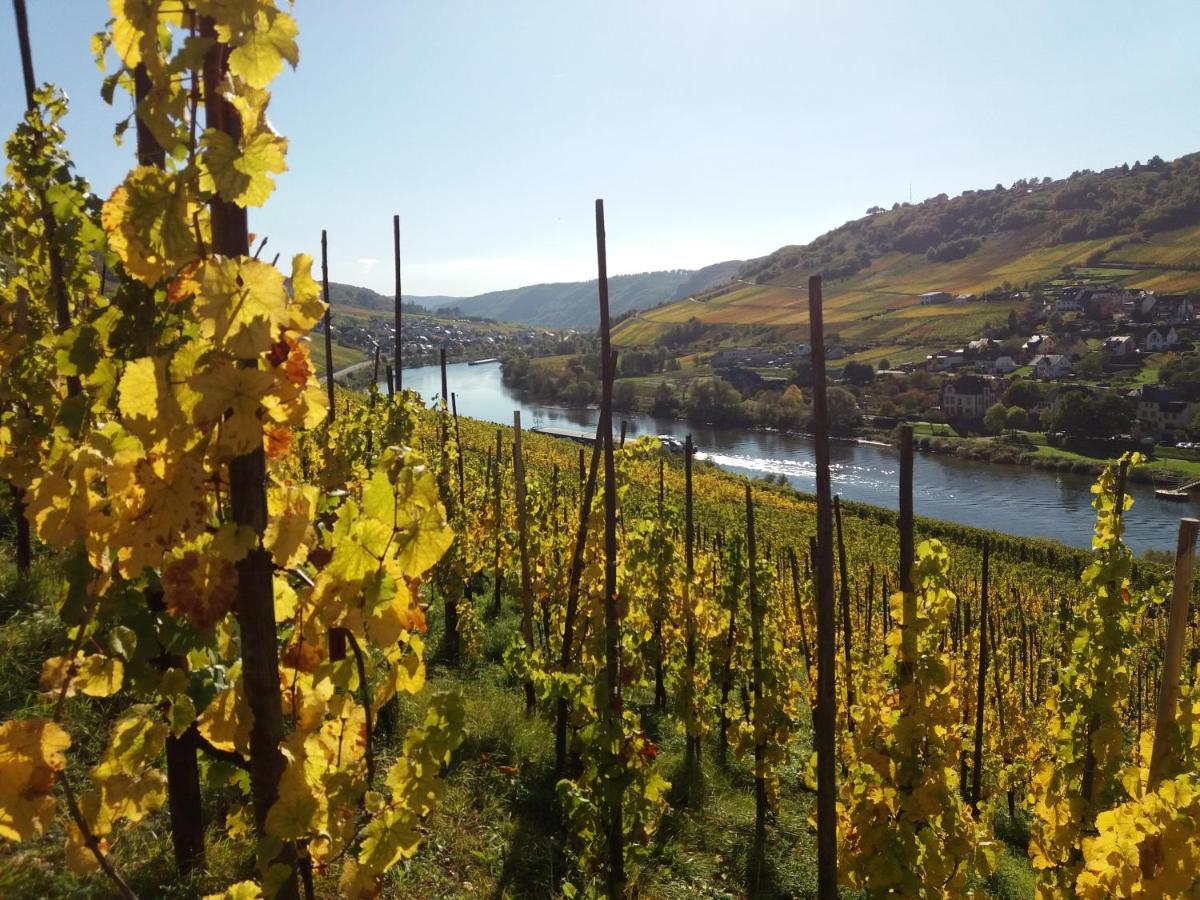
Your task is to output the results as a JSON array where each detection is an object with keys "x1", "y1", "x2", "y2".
[
  {"x1": 328, "y1": 265, "x2": 742, "y2": 329},
  {"x1": 614, "y1": 152, "x2": 1200, "y2": 349}
]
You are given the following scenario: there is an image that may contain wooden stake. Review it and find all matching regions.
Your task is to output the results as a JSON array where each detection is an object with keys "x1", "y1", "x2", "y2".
[
  {"x1": 451, "y1": 392, "x2": 465, "y2": 508},
  {"x1": 491, "y1": 428, "x2": 504, "y2": 616},
  {"x1": 595, "y1": 199, "x2": 624, "y2": 894},
  {"x1": 1149, "y1": 518, "x2": 1199, "y2": 787},
  {"x1": 12, "y1": 0, "x2": 79, "y2": 396},
  {"x1": 971, "y1": 540, "x2": 990, "y2": 812},
  {"x1": 747, "y1": 485, "x2": 766, "y2": 846},
  {"x1": 393, "y1": 214, "x2": 403, "y2": 395},
  {"x1": 512, "y1": 411, "x2": 536, "y2": 713},
  {"x1": 555, "y1": 409, "x2": 606, "y2": 776},
  {"x1": 321, "y1": 230, "x2": 335, "y2": 421},
  {"x1": 202, "y1": 18, "x2": 296, "y2": 896},
  {"x1": 808, "y1": 274, "x2": 837, "y2": 900},
  {"x1": 684, "y1": 433, "x2": 700, "y2": 769},
  {"x1": 834, "y1": 495, "x2": 854, "y2": 718}
]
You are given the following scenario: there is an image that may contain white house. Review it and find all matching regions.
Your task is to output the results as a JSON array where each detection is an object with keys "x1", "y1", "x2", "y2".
[
  {"x1": 1142, "y1": 326, "x2": 1179, "y2": 352},
  {"x1": 1142, "y1": 294, "x2": 1195, "y2": 324},
  {"x1": 1031, "y1": 354, "x2": 1073, "y2": 379},
  {"x1": 941, "y1": 375, "x2": 998, "y2": 423},
  {"x1": 1132, "y1": 385, "x2": 1198, "y2": 438},
  {"x1": 918, "y1": 291, "x2": 954, "y2": 306},
  {"x1": 927, "y1": 350, "x2": 966, "y2": 371},
  {"x1": 1102, "y1": 335, "x2": 1136, "y2": 358}
]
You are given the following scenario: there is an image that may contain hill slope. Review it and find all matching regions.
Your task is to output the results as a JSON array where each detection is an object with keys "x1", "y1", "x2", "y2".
[
  {"x1": 327, "y1": 265, "x2": 742, "y2": 328},
  {"x1": 614, "y1": 152, "x2": 1200, "y2": 349}
]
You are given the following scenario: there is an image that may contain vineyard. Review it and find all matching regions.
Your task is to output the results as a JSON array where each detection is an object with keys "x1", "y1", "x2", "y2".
[{"x1": 2, "y1": 3, "x2": 1200, "y2": 900}]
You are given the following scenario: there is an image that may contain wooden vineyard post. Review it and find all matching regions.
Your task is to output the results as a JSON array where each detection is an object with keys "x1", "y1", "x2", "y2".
[
  {"x1": 512, "y1": 411, "x2": 537, "y2": 713},
  {"x1": 9, "y1": 0, "x2": 72, "y2": 588},
  {"x1": 808, "y1": 274, "x2": 838, "y2": 900},
  {"x1": 746, "y1": 485, "x2": 767, "y2": 847},
  {"x1": 385, "y1": 362, "x2": 394, "y2": 399},
  {"x1": 971, "y1": 540, "x2": 990, "y2": 813},
  {"x1": 684, "y1": 433, "x2": 700, "y2": 771},
  {"x1": 790, "y1": 547, "x2": 811, "y2": 677},
  {"x1": 451, "y1": 393, "x2": 465, "y2": 508},
  {"x1": 654, "y1": 457, "x2": 668, "y2": 709},
  {"x1": 393, "y1": 214, "x2": 402, "y2": 395},
  {"x1": 595, "y1": 199, "x2": 624, "y2": 895},
  {"x1": 440, "y1": 347, "x2": 448, "y2": 409},
  {"x1": 130, "y1": 49, "x2": 205, "y2": 876},
  {"x1": 898, "y1": 424, "x2": 916, "y2": 679},
  {"x1": 321, "y1": 230, "x2": 335, "y2": 421},
  {"x1": 12, "y1": 0, "x2": 79, "y2": 398},
  {"x1": 1148, "y1": 518, "x2": 1199, "y2": 787},
  {"x1": 201, "y1": 20, "x2": 297, "y2": 896},
  {"x1": 555, "y1": 412, "x2": 606, "y2": 776},
  {"x1": 492, "y1": 427, "x2": 504, "y2": 616},
  {"x1": 834, "y1": 495, "x2": 854, "y2": 717}
]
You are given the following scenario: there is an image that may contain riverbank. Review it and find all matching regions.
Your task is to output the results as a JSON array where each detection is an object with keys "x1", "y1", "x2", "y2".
[{"x1": 873, "y1": 429, "x2": 1200, "y2": 485}]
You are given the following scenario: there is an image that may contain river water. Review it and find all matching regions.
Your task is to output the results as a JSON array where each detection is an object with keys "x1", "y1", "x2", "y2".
[{"x1": 392, "y1": 361, "x2": 1187, "y2": 554}]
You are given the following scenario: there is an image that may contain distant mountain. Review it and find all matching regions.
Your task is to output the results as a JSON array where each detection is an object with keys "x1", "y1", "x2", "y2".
[{"x1": 325, "y1": 265, "x2": 742, "y2": 329}]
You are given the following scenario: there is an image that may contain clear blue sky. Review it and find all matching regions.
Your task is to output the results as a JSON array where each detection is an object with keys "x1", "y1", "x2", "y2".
[{"x1": 3, "y1": 1, "x2": 1198, "y2": 296}]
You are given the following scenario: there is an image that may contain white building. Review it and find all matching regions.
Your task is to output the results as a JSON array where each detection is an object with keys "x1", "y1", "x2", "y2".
[{"x1": 1031, "y1": 354, "x2": 1073, "y2": 379}]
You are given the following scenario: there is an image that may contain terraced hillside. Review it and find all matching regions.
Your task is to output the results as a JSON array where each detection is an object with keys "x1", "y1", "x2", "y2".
[{"x1": 615, "y1": 154, "x2": 1200, "y2": 349}]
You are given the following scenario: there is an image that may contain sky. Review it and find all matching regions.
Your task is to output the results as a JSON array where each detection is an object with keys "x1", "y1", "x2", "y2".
[{"x1": 2, "y1": 1, "x2": 1199, "y2": 297}]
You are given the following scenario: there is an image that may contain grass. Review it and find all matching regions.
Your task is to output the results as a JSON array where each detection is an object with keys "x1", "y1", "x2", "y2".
[{"x1": 308, "y1": 335, "x2": 369, "y2": 374}]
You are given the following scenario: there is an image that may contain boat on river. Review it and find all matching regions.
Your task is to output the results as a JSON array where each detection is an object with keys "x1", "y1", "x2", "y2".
[
  {"x1": 1155, "y1": 477, "x2": 1200, "y2": 501},
  {"x1": 469, "y1": 357, "x2": 500, "y2": 366}
]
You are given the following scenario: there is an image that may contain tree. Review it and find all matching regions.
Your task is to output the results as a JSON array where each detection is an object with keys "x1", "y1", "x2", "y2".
[
  {"x1": 1007, "y1": 309, "x2": 1020, "y2": 336},
  {"x1": 685, "y1": 377, "x2": 746, "y2": 426},
  {"x1": 843, "y1": 361, "x2": 875, "y2": 386},
  {"x1": 1002, "y1": 379, "x2": 1043, "y2": 410},
  {"x1": 983, "y1": 402, "x2": 1008, "y2": 434},
  {"x1": 1047, "y1": 393, "x2": 1135, "y2": 440},
  {"x1": 790, "y1": 359, "x2": 813, "y2": 387},
  {"x1": 775, "y1": 384, "x2": 808, "y2": 431},
  {"x1": 613, "y1": 380, "x2": 637, "y2": 411},
  {"x1": 878, "y1": 358, "x2": 891, "y2": 371},
  {"x1": 1005, "y1": 405, "x2": 1030, "y2": 431},
  {"x1": 651, "y1": 381, "x2": 679, "y2": 417},
  {"x1": 823, "y1": 386, "x2": 861, "y2": 434},
  {"x1": 1074, "y1": 351, "x2": 1109, "y2": 380}
]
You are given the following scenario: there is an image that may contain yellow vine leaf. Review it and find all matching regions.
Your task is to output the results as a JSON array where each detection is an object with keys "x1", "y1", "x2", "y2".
[
  {"x1": 101, "y1": 167, "x2": 198, "y2": 285},
  {"x1": 0, "y1": 718, "x2": 71, "y2": 841},
  {"x1": 199, "y1": 130, "x2": 288, "y2": 208},
  {"x1": 226, "y1": 7, "x2": 299, "y2": 88},
  {"x1": 265, "y1": 482, "x2": 317, "y2": 568},
  {"x1": 194, "y1": 256, "x2": 290, "y2": 358},
  {"x1": 204, "y1": 881, "x2": 262, "y2": 900},
  {"x1": 198, "y1": 682, "x2": 254, "y2": 755},
  {"x1": 40, "y1": 653, "x2": 124, "y2": 699},
  {"x1": 191, "y1": 360, "x2": 276, "y2": 455}
]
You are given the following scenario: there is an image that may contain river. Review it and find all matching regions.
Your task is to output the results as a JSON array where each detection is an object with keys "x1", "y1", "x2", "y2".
[{"x1": 390, "y1": 361, "x2": 1186, "y2": 554}]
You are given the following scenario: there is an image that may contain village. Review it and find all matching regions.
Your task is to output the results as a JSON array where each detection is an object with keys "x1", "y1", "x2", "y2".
[{"x1": 919, "y1": 284, "x2": 1196, "y2": 443}]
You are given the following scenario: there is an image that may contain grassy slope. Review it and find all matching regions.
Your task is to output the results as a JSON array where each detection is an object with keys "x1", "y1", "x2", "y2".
[
  {"x1": 614, "y1": 223, "x2": 1200, "y2": 349},
  {"x1": 307, "y1": 334, "x2": 368, "y2": 374}
]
